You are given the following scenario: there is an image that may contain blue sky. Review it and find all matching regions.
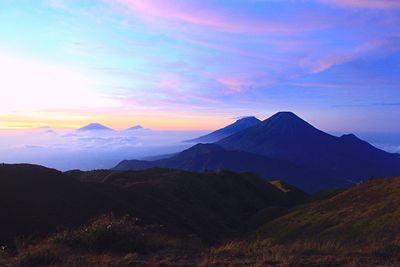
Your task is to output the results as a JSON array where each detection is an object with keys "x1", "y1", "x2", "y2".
[{"x1": 0, "y1": 0, "x2": 399, "y2": 131}]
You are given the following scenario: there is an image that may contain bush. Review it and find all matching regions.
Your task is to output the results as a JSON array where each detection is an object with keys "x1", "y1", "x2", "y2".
[
  {"x1": 52, "y1": 215, "x2": 172, "y2": 253},
  {"x1": 52, "y1": 214, "x2": 158, "y2": 253}
]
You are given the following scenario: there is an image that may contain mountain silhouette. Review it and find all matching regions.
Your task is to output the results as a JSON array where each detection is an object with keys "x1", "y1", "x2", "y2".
[
  {"x1": 125, "y1": 125, "x2": 145, "y2": 131},
  {"x1": 115, "y1": 111, "x2": 400, "y2": 192},
  {"x1": 217, "y1": 111, "x2": 400, "y2": 181},
  {"x1": 113, "y1": 143, "x2": 346, "y2": 192},
  {"x1": 77, "y1": 123, "x2": 115, "y2": 132},
  {"x1": 186, "y1": 116, "x2": 261, "y2": 143}
]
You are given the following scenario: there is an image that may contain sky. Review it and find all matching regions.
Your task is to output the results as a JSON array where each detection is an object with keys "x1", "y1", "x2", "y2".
[{"x1": 0, "y1": 0, "x2": 400, "y2": 132}]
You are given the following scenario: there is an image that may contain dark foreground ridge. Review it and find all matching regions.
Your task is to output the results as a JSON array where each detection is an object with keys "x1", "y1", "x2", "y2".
[
  {"x1": 1, "y1": 163, "x2": 400, "y2": 266},
  {"x1": 0, "y1": 163, "x2": 306, "y2": 244}
]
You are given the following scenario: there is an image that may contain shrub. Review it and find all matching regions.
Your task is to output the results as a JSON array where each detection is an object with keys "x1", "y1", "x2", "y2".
[{"x1": 52, "y1": 214, "x2": 164, "y2": 254}]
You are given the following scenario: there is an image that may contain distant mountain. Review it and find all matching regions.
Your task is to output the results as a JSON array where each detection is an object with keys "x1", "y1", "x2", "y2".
[
  {"x1": 113, "y1": 143, "x2": 344, "y2": 192},
  {"x1": 77, "y1": 123, "x2": 114, "y2": 132},
  {"x1": 186, "y1": 116, "x2": 261, "y2": 143},
  {"x1": 125, "y1": 125, "x2": 145, "y2": 131},
  {"x1": 142, "y1": 152, "x2": 178, "y2": 161},
  {"x1": 217, "y1": 111, "x2": 400, "y2": 181},
  {"x1": 115, "y1": 111, "x2": 400, "y2": 192}
]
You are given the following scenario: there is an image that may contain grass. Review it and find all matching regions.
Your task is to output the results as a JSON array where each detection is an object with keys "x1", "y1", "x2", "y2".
[
  {"x1": 5, "y1": 224, "x2": 400, "y2": 266},
  {"x1": 3, "y1": 168, "x2": 400, "y2": 266},
  {"x1": 257, "y1": 177, "x2": 400, "y2": 246},
  {"x1": 51, "y1": 214, "x2": 179, "y2": 254},
  {"x1": 52, "y1": 215, "x2": 145, "y2": 253},
  {"x1": 7, "y1": 214, "x2": 197, "y2": 267},
  {"x1": 205, "y1": 240, "x2": 400, "y2": 266}
]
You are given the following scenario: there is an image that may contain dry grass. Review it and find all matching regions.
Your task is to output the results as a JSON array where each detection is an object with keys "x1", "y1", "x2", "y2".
[
  {"x1": 5, "y1": 177, "x2": 400, "y2": 266},
  {"x1": 4, "y1": 238, "x2": 400, "y2": 267}
]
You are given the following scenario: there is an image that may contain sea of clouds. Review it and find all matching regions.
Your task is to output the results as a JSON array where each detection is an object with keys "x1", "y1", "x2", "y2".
[
  {"x1": 0, "y1": 128, "x2": 399, "y2": 171},
  {"x1": 0, "y1": 127, "x2": 206, "y2": 171}
]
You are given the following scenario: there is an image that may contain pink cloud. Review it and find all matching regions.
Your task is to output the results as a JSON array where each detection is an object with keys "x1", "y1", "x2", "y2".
[
  {"x1": 217, "y1": 78, "x2": 245, "y2": 93},
  {"x1": 320, "y1": 0, "x2": 400, "y2": 9},
  {"x1": 301, "y1": 39, "x2": 396, "y2": 73},
  {"x1": 217, "y1": 76, "x2": 272, "y2": 93},
  {"x1": 113, "y1": 0, "x2": 324, "y2": 34},
  {"x1": 307, "y1": 54, "x2": 354, "y2": 73}
]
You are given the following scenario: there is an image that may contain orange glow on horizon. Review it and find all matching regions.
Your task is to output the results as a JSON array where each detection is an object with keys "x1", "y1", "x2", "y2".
[
  {"x1": 0, "y1": 113, "x2": 232, "y2": 131},
  {"x1": 0, "y1": 53, "x2": 234, "y2": 132}
]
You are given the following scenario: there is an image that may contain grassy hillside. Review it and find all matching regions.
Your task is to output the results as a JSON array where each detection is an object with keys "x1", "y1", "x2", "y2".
[
  {"x1": 257, "y1": 176, "x2": 400, "y2": 253},
  {"x1": 68, "y1": 168, "x2": 307, "y2": 241},
  {"x1": 0, "y1": 164, "x2": 306, "y2": 247},
  {"x1": 2, "y1": 164, "x2": 400, "y2": 266}
]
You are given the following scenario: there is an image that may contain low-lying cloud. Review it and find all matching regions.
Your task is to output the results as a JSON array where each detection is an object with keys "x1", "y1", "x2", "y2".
[{"x1": 0, "y1": 128, "x2": 207, "y2": 171}]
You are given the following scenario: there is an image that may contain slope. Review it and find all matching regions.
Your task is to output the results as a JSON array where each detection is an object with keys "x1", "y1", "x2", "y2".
[
  {"x1": 69, "y1": 168, "x2": 308, "y2": 241},
  {"x1": 186, "y1": 116, "x2": 261, "y2": 143},
  {"x1": 258, "y1": 176, "x2": 400, "y2": 248}
]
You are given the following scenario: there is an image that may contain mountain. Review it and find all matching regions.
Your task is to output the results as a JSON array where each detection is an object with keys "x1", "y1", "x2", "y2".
[
  {"x1": 113, "y1": 143, "x2": 344, "y2": 192},
  {"x1": 114, "y1": 111, "x2": 400, "y2": 191},
  {"x1": 217, "y1": 111, "x2": 400, "y2": 184},
  {"x1": 0, "y1": 164, "x2": 307, "y2": 247},
  {"x1": 124, "y1": 125, "x2": 145, "y2": 131},
  {"x1": 77, "y1": 123, "x2": 115, "y2": 132},
  {"x1": 186, "y1": 116, "x2": 261, "y2": 143}
]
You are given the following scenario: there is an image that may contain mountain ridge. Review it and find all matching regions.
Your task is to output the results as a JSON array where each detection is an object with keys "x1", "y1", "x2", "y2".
[
  {"x1": 115, "y1": 111, "x2": 400, "y2": 192},
  {"x1": 113, "y1": 143, "x2": 347, "y2": 192},
  {"x1": 186, "y1": 116, "x2": 261, "y2": 143},
  {"x1": 77, "y1": 123, "x2": 115, "y2": 132},
  {"x1": 125, "y1": 125, "x2": 148, "y2": 131},
  {"x1": 217, "y1": 111, "x2": 400, "y2": 181}
]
